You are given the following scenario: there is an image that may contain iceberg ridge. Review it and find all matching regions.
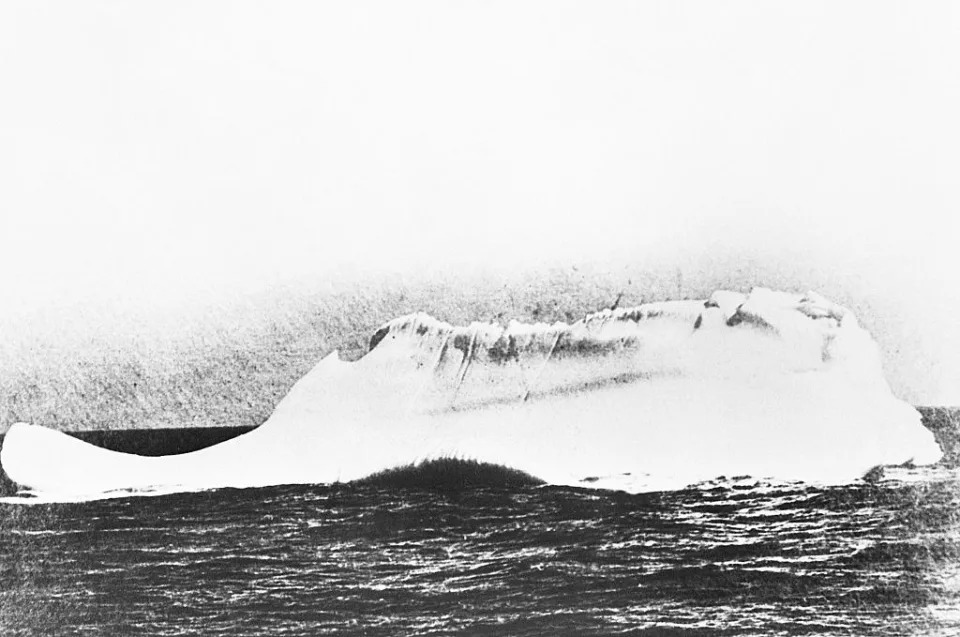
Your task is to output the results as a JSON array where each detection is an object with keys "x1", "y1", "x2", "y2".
[{"x1": 0, "y1": 287, "x2": 942, "y2": 500}]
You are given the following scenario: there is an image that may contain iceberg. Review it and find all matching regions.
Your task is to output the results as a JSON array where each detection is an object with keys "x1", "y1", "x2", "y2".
[{"x1": 0, "y1": 288, "x2": 943, "y2": 500}]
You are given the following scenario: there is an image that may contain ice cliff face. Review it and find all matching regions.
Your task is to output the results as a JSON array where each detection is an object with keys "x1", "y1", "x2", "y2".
[
  {"x1": 364, "y1": 288, "x2": 889, "y2": 405},
  {"x1": 0, "y1": 288, "x2": 942, "y2": 501}
]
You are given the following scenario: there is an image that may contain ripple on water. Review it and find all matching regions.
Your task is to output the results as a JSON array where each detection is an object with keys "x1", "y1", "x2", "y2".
[{"x1": 0, "y1": 470, "x2": 959, "y2": 636}]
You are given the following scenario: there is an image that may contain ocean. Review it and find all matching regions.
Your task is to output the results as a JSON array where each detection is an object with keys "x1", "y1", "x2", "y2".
[{"x1": 2, "y1": 427, "x2": 960, "y2": 636}]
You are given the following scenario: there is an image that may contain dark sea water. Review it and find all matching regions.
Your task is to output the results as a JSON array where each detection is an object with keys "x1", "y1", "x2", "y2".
[{"x1": 2, "y1": 460, "x2": 960, "y2": 636}]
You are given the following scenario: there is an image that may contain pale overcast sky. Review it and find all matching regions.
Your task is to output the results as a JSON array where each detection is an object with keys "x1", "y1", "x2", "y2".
[{"x1": 1, "y1": 2, "x2": 958, "y2": 403}]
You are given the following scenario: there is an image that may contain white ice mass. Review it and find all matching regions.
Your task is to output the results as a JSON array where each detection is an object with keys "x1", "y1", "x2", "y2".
[{"x1": 0, "y1": 288, "x2": 943, "y2": 499}]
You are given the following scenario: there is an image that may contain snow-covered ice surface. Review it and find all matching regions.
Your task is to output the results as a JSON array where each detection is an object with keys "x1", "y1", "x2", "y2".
[{"x1": 0, "y1": 288, "x2": 942, "y2": 501}]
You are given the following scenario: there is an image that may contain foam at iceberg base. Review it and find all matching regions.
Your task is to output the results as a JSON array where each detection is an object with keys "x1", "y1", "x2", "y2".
[{"x1": 0, "y1": 288, "x2": 943, "y2": 500}]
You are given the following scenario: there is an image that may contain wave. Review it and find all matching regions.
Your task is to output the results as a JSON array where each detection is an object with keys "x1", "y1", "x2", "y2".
[{"x1": 0, "y1": 287, "x2": 942, "y2": 502}]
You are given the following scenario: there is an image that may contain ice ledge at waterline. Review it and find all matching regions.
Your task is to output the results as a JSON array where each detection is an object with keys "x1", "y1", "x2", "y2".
[{"x1": 0, "y1": 288, "x2": 943, "y2": 499}]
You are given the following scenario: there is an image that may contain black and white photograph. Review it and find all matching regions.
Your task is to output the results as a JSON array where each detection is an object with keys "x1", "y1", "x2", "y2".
[{"x1": 1, "y1": 2, "x2": 959, "y2": 635}]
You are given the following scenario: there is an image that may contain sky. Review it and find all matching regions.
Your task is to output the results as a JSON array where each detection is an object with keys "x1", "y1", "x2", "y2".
[{"x1": 0, "y1": 1, "x2": 958, "y2": 404}]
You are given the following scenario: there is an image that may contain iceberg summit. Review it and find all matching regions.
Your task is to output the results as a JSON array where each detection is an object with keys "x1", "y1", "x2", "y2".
[{"x1": 0, "y1": 288, "x2": 943, "y2": 499}]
